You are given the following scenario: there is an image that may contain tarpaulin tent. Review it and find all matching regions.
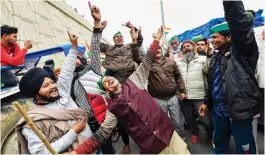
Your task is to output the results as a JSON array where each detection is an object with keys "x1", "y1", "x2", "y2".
[{"x1": 173, "y1": 9, "x2": 264, "y2": 42}]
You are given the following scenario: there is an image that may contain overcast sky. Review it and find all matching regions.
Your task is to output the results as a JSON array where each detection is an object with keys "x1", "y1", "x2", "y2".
[{"x1": 65, "y1": 0, "x2": 264, "y2": 47}]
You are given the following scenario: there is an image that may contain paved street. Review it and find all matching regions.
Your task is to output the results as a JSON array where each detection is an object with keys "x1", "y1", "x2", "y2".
[{"x1": 112, "y1": 124, "x2": 264, "y2": 154}]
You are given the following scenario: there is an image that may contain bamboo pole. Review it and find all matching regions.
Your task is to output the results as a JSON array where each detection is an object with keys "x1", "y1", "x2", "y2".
[{"x1": 13, "y1": 102, "x2": 58, "y2": 154}]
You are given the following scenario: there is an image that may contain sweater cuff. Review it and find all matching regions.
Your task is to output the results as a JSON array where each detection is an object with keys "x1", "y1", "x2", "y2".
[
  {"x1": 150, "y1": 40, "x2": 160, "y2": 55},
  {"x1": 75, "y1": 136, "x2": 100, "y2": 154},
  {"x1": 93, "y1": 28, "x2": 102, "y2": 33}
]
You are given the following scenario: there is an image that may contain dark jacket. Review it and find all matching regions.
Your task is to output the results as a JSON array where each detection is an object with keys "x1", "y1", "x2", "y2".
[
  {"x1": 100, "y1": 31, "x2": 142, "y2": 83},
  {"x1": 204, "y1": 1, "x2": 260, "y2": 121},
  {"x1": 148, "y1": 58, "x2": 186, "y2": 100},
  {"x1": 107, "y1": 40, "x2": 174, "y2": 154},
  {"x1": 108, "y1": 80, "x2": 174, "y2": 154}
]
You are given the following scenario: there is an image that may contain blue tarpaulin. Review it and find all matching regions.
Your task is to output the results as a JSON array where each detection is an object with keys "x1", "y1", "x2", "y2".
[
  {"x1": 61, "y1": 44, "x2": 86, "y2": 55},
  {"x1": 174, "y1": 9, "x2": 264, "y2": 42}
]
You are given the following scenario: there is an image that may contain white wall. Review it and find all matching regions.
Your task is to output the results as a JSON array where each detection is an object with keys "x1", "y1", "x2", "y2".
[
  {"x1": 1, "y1": 0, "x2": 109, "y2": 68},
  {"x1": 1, "y1": 0, "x2": 109, "y2": 51}
]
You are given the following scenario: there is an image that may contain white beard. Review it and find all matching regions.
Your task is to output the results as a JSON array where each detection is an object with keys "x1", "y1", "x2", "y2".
[{"x1": 184, "y1": 52, "x2": 195, "y2": 62}]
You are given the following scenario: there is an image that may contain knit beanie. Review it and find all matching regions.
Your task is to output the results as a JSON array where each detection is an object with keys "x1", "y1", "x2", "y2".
[
  {"x1": 19, "y1": 67, "x2": 50, "y2": 97},
  {"x1": 181, "y1": 40, "x2": 196, "y2": 51}
]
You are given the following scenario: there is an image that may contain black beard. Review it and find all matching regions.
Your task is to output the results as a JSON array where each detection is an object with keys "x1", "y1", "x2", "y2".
[
  {"x1": 37, "y1": 93, "x2": 61, "y2": 103},
  {"x1": 75, "y1": 64, "x2": 85, "y2": 72},
  {"x1": 8, "y1": 42, "x2": 15, "y2": 46},
  {"x1": 197, "y1": 51, "x2": 207, "y2": 56}
]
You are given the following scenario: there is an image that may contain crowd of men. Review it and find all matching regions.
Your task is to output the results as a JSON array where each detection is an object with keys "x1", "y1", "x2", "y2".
[{"x1": 1, "y1": 0, "x2": 264, "y2": 154}]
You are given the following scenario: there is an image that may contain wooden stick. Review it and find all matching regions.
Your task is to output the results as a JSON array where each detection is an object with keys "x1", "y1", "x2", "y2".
[{"x1": 13, "y1": 102, "x2": 58, "y2": 154}]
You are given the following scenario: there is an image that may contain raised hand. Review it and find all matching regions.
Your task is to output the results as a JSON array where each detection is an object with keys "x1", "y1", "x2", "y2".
[
  {"x1": 122, "y1": 21, "x2": 134, "y2": 29},
  {"x1": 130, "y1": 26, "x2": 138, "y2": 44},
  {"x1": 67, "y1": 30, "x2": 78, "y2": 49},
  {"x1": 166, "y1": 46, "x2": 173, "y2": 58},
  {"x1": 88, "y1": 1, "x2": 101, "y2": 22},
  {"x1": 152, "y1": 26, "x2": 163, "y2": 41},
  {"x1": 24, "y1": 40, "x2": 32, "y2": 50},
  {"x1": 89, "y1": 1, "x2": 107, "y2": 30}
]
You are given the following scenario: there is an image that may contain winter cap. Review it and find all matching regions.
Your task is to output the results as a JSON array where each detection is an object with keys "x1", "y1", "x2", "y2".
[
  {"x1": 210, "y1": 22, "x2": 229, "y2": 35},
  {"x1": 192, "y1": 35, "x2": 204, "y2": 43},
  {"x1": 169, "y1": 36, "x2": 179, "y2": 44},
  {"x1": 19, "y1": 67, "x2": 50, "y2": 97},
  {"x1": 113, "y1": 31, "x2": 122, "y2": 39},
  {"x1": 246, "y1": 10, "x2": 255, "y2": 26},
  {"x1": 181, "y1": 40, "x2": 196, "y2": 51}
]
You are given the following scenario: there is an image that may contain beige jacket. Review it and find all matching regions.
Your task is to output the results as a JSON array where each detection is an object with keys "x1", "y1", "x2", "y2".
[
  {"x1": 16, "y1": 106, "x2": 89, "y2": 154},
  {"x1": 177, "y1": 54, "x2": 208, "y2": 99}
]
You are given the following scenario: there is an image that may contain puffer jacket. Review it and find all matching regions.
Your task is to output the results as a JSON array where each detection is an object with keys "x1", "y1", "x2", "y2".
[
  {"x1": 148, "y1": 58, "x2": 186, "y2": 100},
  {"x1": 204, "y1": 1, "x2": 260, "y2": 121},
  {"x1": 87, "y1": 94, "x2": 108, "y2": 124},
  {"x1": 177, "y1": 54, "x2": 208, "y2": 99}
]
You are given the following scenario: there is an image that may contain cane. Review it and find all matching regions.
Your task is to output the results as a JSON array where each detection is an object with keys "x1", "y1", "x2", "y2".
[{"x1": 13, "y1": 102, "x2": 58, "y2": 154}]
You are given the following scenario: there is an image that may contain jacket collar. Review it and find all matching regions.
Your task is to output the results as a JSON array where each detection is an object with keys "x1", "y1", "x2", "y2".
[
  {"x1": 111, "y1": 44, "x2": 124, "y2": 50},
  {"x1": 217, "y1": 43, "x2": 232, "y2": 56}
]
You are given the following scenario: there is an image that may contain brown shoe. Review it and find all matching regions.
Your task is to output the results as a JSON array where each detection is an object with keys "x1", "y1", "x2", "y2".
[{"x1": 122, "y1": 145, "x2": 130, "y2": 154}]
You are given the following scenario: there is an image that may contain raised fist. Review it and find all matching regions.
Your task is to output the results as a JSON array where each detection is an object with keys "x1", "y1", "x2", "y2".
[
  {"x1": 67, "y1": 30, "x2": 78, "y2": 49},
  {"x1": 24, "y1": 40, "x2": 32, "y2": 50},
  {"x1": 152, "y1": 26, "x2": 163, "y2": 41}
]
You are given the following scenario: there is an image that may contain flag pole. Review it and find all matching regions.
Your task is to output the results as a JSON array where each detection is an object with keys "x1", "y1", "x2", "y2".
[{"x1": 160, "y1": 0, "x2": 168, "y2": 48}]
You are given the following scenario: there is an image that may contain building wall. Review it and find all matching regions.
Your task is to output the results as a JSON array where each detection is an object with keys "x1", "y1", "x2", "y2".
[{"x1": 1, "y1": 0, "x2": 109, "y2": 67}]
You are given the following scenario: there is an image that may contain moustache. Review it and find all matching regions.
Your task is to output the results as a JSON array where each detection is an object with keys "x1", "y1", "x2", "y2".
[
  {"x1": 184, "y1": 49, "x2": 192, "y2": 53},
  {"x1": 49, "y1": 88, "x2": 58, "y2": 95}
]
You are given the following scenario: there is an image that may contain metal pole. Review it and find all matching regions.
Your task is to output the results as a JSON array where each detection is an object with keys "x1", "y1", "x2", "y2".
[{"x1": 160, "y1": 0, "x2": 168, "y2": 48}]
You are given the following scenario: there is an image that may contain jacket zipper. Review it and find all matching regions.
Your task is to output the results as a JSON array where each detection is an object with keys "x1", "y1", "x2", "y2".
[{"x1": 186, "y1": 62, "x2": 190, "y2": 96}]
